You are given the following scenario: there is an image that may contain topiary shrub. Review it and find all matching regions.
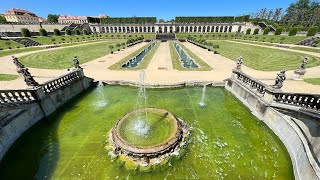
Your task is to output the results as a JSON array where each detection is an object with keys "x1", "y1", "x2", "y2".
[
  {"x1": 54, "y1": 29, "x2": 61, "y2": 36},
  {"x1": 253, "y1": 28, "x2": 259, "y2": 35},
  {"x1": 65, "y1": 28, "x2": 71, "y2": 35},
  {"x1": 274, "y1": 28, "x2": 282, "y2": 35},
  {"x1": 246, "y1": 28, "x2": 251, "y2": 35},
  {"x1": 307, "y1": 27, "x2": 318, "y2": 36},
  {"x1": 263, "y1": 27, "x2": 270, "y2": 35},
  {"x1": 288, "y1": 28, "x2": 298, "y2": 36},
  {"x1": 21, "y1": 28, "x2": 31, "y2": 37},
  {"x1": 82, "y1": 29, "x2": 88, "y2": 35},
  {"x1": 39, "y1": 28, "x2": 48, "y2": 36},
  {"x1": 75, "y1": 29, "x2": 80, "y2": 35}
]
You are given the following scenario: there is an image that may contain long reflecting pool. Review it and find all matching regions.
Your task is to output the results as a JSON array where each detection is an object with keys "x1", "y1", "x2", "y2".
[{"x1": 0, "y1": 86, "x2": 294, "y2": 179}]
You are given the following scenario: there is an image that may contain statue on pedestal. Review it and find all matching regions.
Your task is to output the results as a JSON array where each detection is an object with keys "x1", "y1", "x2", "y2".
[
  {"x1": 272, "y1": 70, "x2": 286, "y2": 89},
  {"x1": 73, "y1": 56, "x2": 82, "y2": 69},
  {"x1": 293, "y1": 57, "x2": 309, "y2": 80},
  {"x1": 20, "y1": 68, "x2": 39, "y2": 87},
  {"x1": 235, "y1": 56, "x2": 243, "y2": 71}
]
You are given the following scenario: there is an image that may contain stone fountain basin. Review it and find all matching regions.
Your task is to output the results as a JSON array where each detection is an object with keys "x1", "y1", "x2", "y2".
[{"x1": 110, "y1": 108, "x2": 188, "y2": 158}]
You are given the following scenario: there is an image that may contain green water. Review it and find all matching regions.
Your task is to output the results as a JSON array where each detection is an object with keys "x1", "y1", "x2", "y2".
[
  {"x1": 0, "y1": 86, "x2": 294, "y2": 179},
  {"x1": 120, "y1": 110, "x2": 177, "y2": 147}
]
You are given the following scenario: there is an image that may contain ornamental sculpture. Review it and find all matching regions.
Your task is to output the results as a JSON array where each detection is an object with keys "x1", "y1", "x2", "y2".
[
  {"x1": 12, "y1": 56, "x2": 25, "y2": 73},
  {"x1": 12, "y1": 56, "x2": 39, "y2": 87},
  {"x1": 20, "y1": 68, "x2": 40, "y2": 87},
  {"x1": 73, "y1": 56, "x2": 82, "y2": 69},
  {"x1": 272, "y1": 70, "x2": 286, "y2": 89},
  {"x1": 235, "y1": 56, "x2": 243, "y2": 71}
]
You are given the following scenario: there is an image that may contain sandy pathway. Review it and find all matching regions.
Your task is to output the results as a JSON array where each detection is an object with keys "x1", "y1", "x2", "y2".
[{"x1": 146, "y1": 42, "x2": 173, "y2": 71}]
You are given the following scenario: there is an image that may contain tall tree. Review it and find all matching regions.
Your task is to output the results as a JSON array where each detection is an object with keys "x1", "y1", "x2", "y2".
[
  {"x1": 281, "y1": 0, "x2": 320, "y2": 26},
  {"x1": 47, "y1": 14, "x2": 59, "y2": 23},
  {"x1": 273, "y1": 8, "x2": 283, "y2": 22}
]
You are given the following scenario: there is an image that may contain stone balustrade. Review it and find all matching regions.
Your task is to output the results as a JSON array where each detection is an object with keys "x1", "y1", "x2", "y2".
[
  {"x1": 0, "y1": 89, "x2": 37, "y2": 107},
  {"x1": 274, "y1": 93, "x2": 320, "y2": 111},
  {"x1": 0, "y1": 69, "x2": 84, "y2": 108},
  {"x1": 41, "y1": 69, "x2": 83, "y2": 94},
  {"x1": 232, "y1": 69, "x2": 320, "y2": 112},
  {"x1": 232, "y1": 70, "x2": 267, "y2": 96}
]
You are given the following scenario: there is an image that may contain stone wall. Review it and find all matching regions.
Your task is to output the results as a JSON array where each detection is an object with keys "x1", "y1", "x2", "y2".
[
  {"x1": 225, "y1": 76, "x2": 320, "y2": 180},
  {"x1": 0, "y1": 69, "x2": 93, "y2": 160}
]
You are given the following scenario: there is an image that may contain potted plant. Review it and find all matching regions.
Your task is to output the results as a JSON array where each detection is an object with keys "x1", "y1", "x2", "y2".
[{"x1": 212, "y1": 45, "x2": 219, "y2": 54}]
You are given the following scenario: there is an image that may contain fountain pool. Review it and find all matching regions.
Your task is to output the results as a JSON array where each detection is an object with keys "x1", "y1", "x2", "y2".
[{"x1": 0, "y1": 86, "x2": 294, "y2": 179}]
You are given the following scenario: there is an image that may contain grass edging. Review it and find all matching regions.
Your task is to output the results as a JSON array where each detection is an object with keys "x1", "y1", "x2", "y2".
[
  {"x1": 304, "y1": 78, "x2": 320, "y2": 85},
  {"x1": 0, "y1": 74, "x2": 19, "y2": 81},
  {"x1": 109, "y1": 42, "x2": 156, "y2": 70}
]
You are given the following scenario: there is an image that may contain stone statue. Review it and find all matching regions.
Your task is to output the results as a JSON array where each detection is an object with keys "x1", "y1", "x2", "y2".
[
  {"x1": 235, "y1": 56, "x2": 243, "y2": 71},
  {"x1": 12, "y1": 56, "x2": 25, "y2": 73},
  {"x1": 20, "y1": 68, "x2": 39, "y2": 87},
  {"x1": 272, "y1": 70, "x2": 286, "y2": 89},
  {"x1": 297, "y1": 57, "x2": 308, "y2": 71},
  {"x1": 293, "y1": 57, "x2": 309, "y2": 80},
  {"x1": 73, "y1": 56, "x2": 82, "y2": 69}
]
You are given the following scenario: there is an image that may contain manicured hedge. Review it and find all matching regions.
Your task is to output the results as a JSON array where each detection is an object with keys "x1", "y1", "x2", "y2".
[
  {"x1": 253, "y1": 28, "x2": 259, "y2": 35},
  {"x1": 54, "y1": 29, "x2": 61, "y2": 36},
  {"x1": 101, "y1": 17, "x2": 157, "y2": 24},
  {"x1": 21, "y1": 28, "x2": 31, "y2": 37},
  {"x1": 307, "y1": 27, "x2": 318, "y2": 36},
  {"x1": 246, "y1": 28, "x2": 251, "y2": 35},
  {"x1": 289, "y1": 27, "x2": 298, "y2": 36},
  {"x1": 39, "y1": 28, "x2": 47, "y2": 36},
  {"x1": 65, "y1": 28, "x2": 71, "y2": 35},
  {"x1": 75, "y1": 29, "x2": 80, "y2": 35},
  {"x1": 263, "y1": 27, "x2": 270, "y2": 35},
  {"x1": 82, "y1": 29, "x2": 88, "y2": 35},
  {"x1": 274, "y1": 28, "x2": 282, "y2": 35}
]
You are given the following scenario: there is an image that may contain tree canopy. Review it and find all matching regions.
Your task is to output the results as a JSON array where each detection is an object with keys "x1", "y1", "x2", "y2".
[
  {"x1": 281, "y1": 0, "x2": 320, "y2": 27},
  {"x1": 47, "y1": 14, "x2": 59, "y2": 23}
]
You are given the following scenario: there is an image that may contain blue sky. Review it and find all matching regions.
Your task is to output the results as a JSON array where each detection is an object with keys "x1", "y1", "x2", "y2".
[{"x1": 0, "y1": 0, "x2": 296, "y2": 20}]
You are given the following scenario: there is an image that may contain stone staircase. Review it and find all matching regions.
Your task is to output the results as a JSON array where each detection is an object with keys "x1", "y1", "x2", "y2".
[{"x1": 12, "y1": 38, "x2": 42, "y2": 47}]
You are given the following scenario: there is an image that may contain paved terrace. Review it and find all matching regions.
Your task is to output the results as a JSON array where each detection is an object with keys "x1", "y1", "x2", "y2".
[{"x1": 0, "y1": 41, "x2": 319, "y2": 94}]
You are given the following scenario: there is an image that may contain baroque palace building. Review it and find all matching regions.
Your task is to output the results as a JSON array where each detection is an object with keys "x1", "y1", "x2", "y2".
[{"x1": 89, "y1": 22, "x2": 252, "y2": 34}]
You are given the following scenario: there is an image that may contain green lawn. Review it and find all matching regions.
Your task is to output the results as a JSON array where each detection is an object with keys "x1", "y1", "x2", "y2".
[
  {"x1": 237, "y1": 34, "x2": 307, "y2": 44},
  {"x1": 19, "y1": 40, "x2": 123, "y2": 69},
  {"x1": 231, "y1": 39, "x2": 320, "y2": 53},
  {"x1": 291, "y1": 47, "x2": 320, "y2": 53},
  {"x1": 176, "y1": 33, "x2": 307, "y2": 44},
  {"x1": 0, "y1": 74, "x2": 18, "y2": 81},
  {"x1": 109, "y1": 42, "x2": 159, "y2": 70},
  {"x1": 207, "y1": 40, "x2": 320, "y2": 71},
  {"x1": 169, "y1": 41, "x2": 212, "y2": 71},
  {"x1": 304, "y1": 78, "x2": 320, "y2": 85},
  {"x1": 0, "y1": 47, "x2": 43, "y2": 57},
  {"x1": 0, "y1": 39, "x2": 23, "y2": 50}
]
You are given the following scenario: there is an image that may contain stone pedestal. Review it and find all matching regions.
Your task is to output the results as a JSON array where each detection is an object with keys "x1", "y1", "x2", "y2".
[{"x1": 292, "y1": 69, "x2": 306, "y2": 80}]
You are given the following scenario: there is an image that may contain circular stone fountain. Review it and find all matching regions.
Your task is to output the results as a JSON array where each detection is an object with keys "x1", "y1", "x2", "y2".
[{"x1": 107, "y1": 108, "x2": 189, "y2": 170}]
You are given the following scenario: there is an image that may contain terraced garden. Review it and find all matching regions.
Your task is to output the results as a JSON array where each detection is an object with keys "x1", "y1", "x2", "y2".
[
  {"x1": 207, "y1": 40, "x2": 320, "y2": 71},
  {"x1": 19, "y1": 40, "x2": 123, "y2": 69}
]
